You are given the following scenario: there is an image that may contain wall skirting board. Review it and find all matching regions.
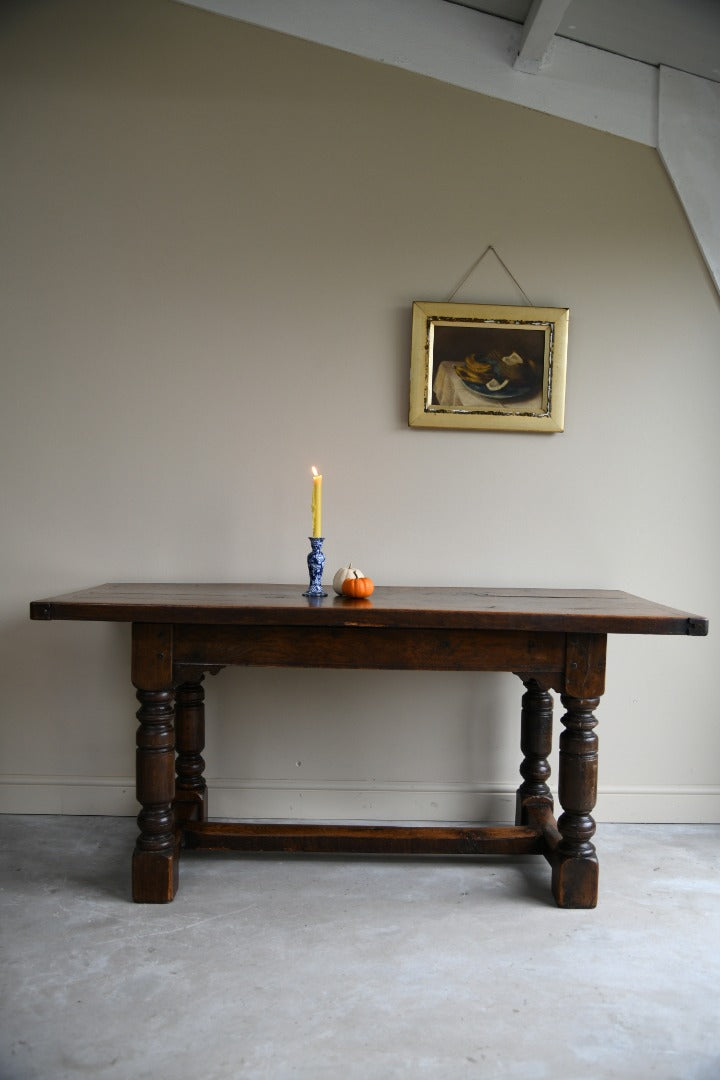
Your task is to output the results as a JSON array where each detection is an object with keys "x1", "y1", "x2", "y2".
[{"x1": 1, "y1": 776, "x2": 718, "y2": 824}]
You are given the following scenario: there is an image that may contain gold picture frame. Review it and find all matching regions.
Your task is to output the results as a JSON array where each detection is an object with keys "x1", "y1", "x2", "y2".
[{"x1": 409, "y1": 301, "x2": 568, "y2": 432}]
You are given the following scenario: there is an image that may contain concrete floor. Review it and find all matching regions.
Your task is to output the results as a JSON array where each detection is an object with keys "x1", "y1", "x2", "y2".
[{"x1": 1, "y1": 817, "x2": 719, "y2": 1080}]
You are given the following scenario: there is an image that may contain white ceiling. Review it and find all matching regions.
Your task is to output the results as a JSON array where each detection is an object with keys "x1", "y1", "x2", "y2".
[
  {"x1": 177, "y1": 0, "x2": 720, "y2": 293},
  {"x1": 448, "y1": 0, "x2": 720, "y2": 82}
]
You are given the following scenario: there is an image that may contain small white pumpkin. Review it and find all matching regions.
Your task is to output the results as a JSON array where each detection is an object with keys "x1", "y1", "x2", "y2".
[{"x1": 332, "y1": 564, "x2": 366, "y2": 596}]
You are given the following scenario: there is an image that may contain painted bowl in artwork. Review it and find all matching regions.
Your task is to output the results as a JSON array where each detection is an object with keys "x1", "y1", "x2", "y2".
[{"x1": 455, "y1": 351, "x2": 541, "y2": 401}]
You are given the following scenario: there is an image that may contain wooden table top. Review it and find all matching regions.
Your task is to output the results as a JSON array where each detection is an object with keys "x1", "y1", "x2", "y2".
[{"x1": 30, "y1": 583, "x2": 708, "y2": 636}]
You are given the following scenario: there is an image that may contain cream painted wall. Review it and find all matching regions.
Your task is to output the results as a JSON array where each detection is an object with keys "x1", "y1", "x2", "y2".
[{"x1": 1, "y1": 0, "x2": 718, "y2": 821}]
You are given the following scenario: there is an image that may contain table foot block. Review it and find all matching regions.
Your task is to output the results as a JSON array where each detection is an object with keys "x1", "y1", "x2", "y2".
[
  {"x1": 523, "y1": 798, "x2": 561, "y2": 860},
  {"x1": 132, "y1": 848, "x2": 179, "y2": 903},
  {"x1": 181, "y1": 821, "x2": 546, "y2": 856},
  {"x1": 173, "y1": 789, "x2": 208, "y2": 825},
  {"x1": 551, "y1": 852, "x2": 599, "y2": 909}
]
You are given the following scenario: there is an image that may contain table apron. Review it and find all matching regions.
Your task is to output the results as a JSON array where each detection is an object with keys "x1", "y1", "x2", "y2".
[{"x1": 171, "y1": 624, "x2": 567, "y2": 674}]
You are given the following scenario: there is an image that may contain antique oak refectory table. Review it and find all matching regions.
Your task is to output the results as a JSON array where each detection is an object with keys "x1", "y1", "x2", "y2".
[{"x1": 30, "y1": 583, "x2": 708, "y2": 908}]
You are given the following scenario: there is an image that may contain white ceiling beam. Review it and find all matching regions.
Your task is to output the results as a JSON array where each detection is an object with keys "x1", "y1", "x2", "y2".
[
  {"x1": 658, "y1": 67, "x2": 720, "y2": 291},
  {"x1": 514, "y1": 0, "x2": 573, "y2": 74}
]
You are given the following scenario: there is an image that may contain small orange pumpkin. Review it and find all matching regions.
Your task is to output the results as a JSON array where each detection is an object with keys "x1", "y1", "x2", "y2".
[{"x1": 341, "y1": 575, "x2": 374, "y2": 598}]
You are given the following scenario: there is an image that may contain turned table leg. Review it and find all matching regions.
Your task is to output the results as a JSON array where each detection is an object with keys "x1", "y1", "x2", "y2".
[
  {"x1": 131, "y1": 623, "x2": 178, "y2": 903},
  {"x1": 552, "y1": 693, "x2": 600, "y2": 909},
  {"x1": 174, "y1": 677, "x2": 207, "y2": 824},
  {"x1": 515, "y1": 678, "x2": 554, "y2": 825},
  {"x1": 133, "y1": 688, "x2": 178, "y2": 902}
]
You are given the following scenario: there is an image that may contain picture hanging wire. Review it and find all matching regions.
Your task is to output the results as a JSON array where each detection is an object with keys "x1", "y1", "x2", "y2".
[{"x1": 446, "y1": 244, "x2": 534, "y2": 305}]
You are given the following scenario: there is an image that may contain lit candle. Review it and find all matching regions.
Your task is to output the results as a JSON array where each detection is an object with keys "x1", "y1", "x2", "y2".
[{"x1": 311, "y1": 466, "x2": 322, "y2": 537}]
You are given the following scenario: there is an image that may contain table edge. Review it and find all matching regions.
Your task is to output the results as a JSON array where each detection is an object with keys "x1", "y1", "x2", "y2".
[{"x1": 29, "y1": 584, "x2": 709, "y2": 636}]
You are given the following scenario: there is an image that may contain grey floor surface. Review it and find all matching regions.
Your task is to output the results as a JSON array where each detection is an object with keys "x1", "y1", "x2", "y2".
[{"x1": 1, "y1": 816, "x2": 719, "y2": 1080}]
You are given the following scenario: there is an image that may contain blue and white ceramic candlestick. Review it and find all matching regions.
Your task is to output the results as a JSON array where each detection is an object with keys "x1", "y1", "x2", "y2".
[{"x1": 303, "y1": 537, "x2": 327, "y2": 597}]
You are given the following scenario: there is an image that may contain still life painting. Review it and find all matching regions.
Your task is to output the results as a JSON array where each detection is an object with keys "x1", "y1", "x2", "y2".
[{"x1": 409, "y1": 302, "x2": 568, "y2": 432}]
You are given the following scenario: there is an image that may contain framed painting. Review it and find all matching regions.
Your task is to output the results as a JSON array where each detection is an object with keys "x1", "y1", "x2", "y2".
[{"x1": 409, "y1": 301, "x2": 568, "y2": 432}]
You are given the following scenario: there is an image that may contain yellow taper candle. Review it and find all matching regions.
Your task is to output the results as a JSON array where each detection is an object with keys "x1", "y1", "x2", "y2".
[{"x1": 311, "y1": 466, "x2": 322, "y2": 537}]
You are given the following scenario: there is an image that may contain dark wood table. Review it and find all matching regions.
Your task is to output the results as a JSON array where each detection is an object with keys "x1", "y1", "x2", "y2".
[{"x1": 30, "y1": 584, "x2": 708, "y2": 908}]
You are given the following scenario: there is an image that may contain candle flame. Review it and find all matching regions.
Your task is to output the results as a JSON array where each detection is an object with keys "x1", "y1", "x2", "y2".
[{"x1": 311, "y1": 466, "x2": 318, "y2": 477}]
